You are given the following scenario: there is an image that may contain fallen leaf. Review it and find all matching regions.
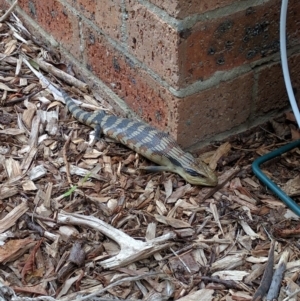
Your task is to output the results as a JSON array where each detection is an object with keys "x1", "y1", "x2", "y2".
[{"x1": 0, "y1": 238, "x2": 35, "y2": 264}]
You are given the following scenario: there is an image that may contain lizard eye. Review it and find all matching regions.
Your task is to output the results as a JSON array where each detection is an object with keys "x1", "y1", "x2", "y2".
[{"x1": 185, "y1": 168, "x2": 200, "y2": 177}]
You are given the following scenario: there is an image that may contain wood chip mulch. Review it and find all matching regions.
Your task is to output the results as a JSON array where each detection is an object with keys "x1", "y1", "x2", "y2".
[{"x1": 1, "y1": 5, "x2": 300, "y2": 301}]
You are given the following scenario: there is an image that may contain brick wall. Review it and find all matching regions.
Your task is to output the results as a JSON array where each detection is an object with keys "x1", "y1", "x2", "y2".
[{"x1": 1, "y1": 0, "x2": 300, "y2": 149}]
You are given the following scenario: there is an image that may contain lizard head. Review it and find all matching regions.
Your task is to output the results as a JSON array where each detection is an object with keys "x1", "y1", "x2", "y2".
[
  {"x1": 179, "y1": 160, "x2": 218, "y2": 186},
  {"x1": 170, "y1": 153, "x2": 218, "y2": 186}
]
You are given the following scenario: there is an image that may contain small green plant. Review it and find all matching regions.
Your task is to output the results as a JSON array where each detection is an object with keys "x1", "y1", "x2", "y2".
[{"x1": 63, "y1": 173, "x2": 91, "y2": 197}]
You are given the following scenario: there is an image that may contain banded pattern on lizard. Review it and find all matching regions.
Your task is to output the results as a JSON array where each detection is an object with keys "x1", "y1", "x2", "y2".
[{"x1": 62, "y1": 90, "x2": 217, "y2": 186}]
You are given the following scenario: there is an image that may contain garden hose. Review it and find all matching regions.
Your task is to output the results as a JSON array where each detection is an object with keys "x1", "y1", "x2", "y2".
[
  {"x1": 252, "y1": 0, "x2": 300, "y2": 216},
  {"x1": 252, "y1": 140, "x2": 300, "y2": 216}
]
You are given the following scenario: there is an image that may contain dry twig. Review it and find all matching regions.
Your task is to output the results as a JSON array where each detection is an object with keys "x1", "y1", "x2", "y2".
[
  {"x1": 0, "y1": 0, "x2": 18, "y2": 22},
  {"x1": 252, "y1": 240, "x2": 275, "y2": 301}
]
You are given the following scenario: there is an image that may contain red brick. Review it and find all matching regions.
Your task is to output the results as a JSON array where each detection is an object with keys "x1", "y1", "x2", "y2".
[
  {"x1": 83, "y1": 24, "x2": 176, "y2": 133},
  {"x1": 17, "y1": 0, "x2": 81, "y2": 59},
  {"x1": 64, "y1": 0, "x2": 95, "y2": 20},
  {"x1": 149, "y1": 0, "x2": 240, "y2": 19},
  {"x1": 0, "y1": 0, "x2": 8, "y2": 9},
  {"x1": 255, "y1": 53, "x2": 300, "y2": 114},
  {"x1": 3, "y1": 0, "x2": 300, "y2": 150},
  {"x1": 176, "y1": 72, "x2": 254, "y2": 147},
  {"x1": 95, "y1": 0, "x2": 122, "y2": 41},
  {"x1": 65, "y1": 0, "x2": 122, "y2": 41},
  {"x1": 125, "y1": 0, "x2": 180, "y2": 87},
  {"x1": 179, "y1": 0, "x2": 300, "y2": 87}
]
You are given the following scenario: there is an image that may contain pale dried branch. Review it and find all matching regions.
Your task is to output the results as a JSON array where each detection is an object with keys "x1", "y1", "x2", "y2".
[
  {"x1": 35, "y1": 58, "x2": 88, "y2": 91},
  {"x1": 266, "y1": 249, "x2": 289, "y2": 300},
  {"x1": 252, "y1": 240, "x2": 275, "y2": 301},
  {"x1": 57, "y1": 212, "x2": 176, "y2": 268},
  {"x1": 282, "y1": 288, "x2": 300, "y2": 301},
  {"x1": 0, "y1": 0, "x2": 18, "y2": 22},
  {"x1": 62, "y1": 130, "x2": 73, "y2": 185}
]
